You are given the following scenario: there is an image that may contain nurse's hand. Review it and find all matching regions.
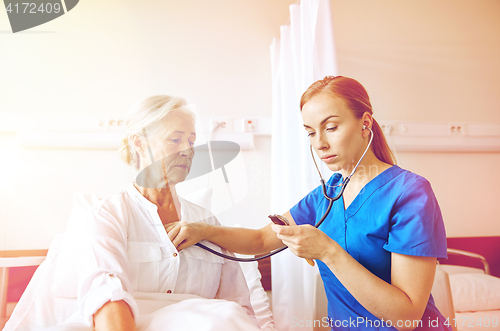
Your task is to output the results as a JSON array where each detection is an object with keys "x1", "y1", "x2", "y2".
[
  {"x1": 165, "y1": 221, "x2": 209, "y2": 251},
  {"x1": 271, "y1": 223, "x2": 339, "y2": 262}
]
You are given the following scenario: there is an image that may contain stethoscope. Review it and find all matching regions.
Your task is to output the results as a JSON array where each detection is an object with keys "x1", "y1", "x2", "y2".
[{"x1": 195, "y1": 125, "x2": 374, "y2": 262}]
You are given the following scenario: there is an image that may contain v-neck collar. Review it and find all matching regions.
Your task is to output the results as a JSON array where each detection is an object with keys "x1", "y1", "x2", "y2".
[
  {"x1": 127, "y1": 183, "x2": 185, "y2": 216},
  {"x1": 126, "y1": 183, "x2": 186, "y2": 240},
  {"x1": 339, "y1": 165, "x2": 403, "y2": 220}
]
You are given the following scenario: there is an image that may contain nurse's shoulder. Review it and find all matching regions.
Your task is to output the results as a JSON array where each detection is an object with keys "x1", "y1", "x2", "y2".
[
  {"x1": 393, "y1": 167, "x2": 435, "y2": 194},
  {"x1": 388, "y1": 166, "x2": 440, "y2": 214}
]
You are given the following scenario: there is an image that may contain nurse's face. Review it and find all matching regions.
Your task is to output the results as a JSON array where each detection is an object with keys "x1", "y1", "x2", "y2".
[
  {"x1": 144, "y1": 111, "x2": 196, "y2": 186},
  {"x1": 301, "y1": 93, "x2": 366, "y2": 173}
]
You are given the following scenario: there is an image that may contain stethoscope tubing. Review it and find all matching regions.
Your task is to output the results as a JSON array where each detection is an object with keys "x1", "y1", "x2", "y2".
[
  {"x1": 195, "y1": 127, "x2": 373, "y2": 262},
  {"x1": 194, "y1": 191, "x2": 338, "y2": 263},
  {"x1": 195, "y1": 242, "x2": 288, "y2": 262}
]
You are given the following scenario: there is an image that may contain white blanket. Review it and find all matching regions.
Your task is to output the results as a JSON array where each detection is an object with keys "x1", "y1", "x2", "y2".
[
  {"x1": 40, "y1": 294, "x2": 262, "y2": 331},
  {"x1": 4, "y1": 235, "x2": 261, "y2": 331}
]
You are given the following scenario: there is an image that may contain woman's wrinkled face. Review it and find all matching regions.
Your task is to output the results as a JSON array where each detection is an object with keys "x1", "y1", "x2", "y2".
[
  {"x1": 301, "y1": 93, "x2": 365, "y2": 173},
  {"x1": 145, "y1": 111, "x2": 196, "y2": 186}
]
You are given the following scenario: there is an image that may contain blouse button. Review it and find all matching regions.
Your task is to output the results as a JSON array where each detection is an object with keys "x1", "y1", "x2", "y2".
[
  {"x1": 167, "y1": 290, "x2": 172, "y2": 293},
  {"x1": 173, "y1": 253, "x2": 177, "y2": 257}
]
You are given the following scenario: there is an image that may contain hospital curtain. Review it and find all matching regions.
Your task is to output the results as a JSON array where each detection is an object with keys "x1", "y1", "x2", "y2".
[{"x1": 270, "y1": 1, "x2": 336, "y2": 330}]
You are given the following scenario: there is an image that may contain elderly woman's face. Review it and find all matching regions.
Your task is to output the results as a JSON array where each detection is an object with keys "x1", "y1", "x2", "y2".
[{"x1": 145, "y1": 110, "x2": 196, "y2": 186}]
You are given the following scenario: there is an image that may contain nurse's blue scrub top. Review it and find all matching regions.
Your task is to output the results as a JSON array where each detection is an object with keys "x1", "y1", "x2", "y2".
[{"x1": 290, "y1": 165, "x2": 450, "y2": 331}]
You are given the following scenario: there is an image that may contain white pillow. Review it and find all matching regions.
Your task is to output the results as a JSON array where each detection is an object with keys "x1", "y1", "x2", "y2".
[
  {"x1": 449, "y1": 273, "x2": 500, "y2": 312},
  {"x1": 237, "y1": 256, "x2": 276, "y2": 331},
  {"x1": 440, "y1": 264, "x2": 484, "y2": 275}
]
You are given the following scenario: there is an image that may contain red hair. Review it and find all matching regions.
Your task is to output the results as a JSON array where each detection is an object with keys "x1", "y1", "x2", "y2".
[{"x1": 300, "y1": 76, "x2": 396, "y2": 165}]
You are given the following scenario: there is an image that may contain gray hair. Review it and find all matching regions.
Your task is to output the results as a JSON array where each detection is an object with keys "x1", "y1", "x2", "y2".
[{"x1": 119, "y1": 95, "x2": 195, "y2": 170}]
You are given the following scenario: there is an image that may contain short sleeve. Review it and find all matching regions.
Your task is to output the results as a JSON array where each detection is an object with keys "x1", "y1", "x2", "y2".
[
  {"x1": 289, "y1": 185, "x2": 324, "y2": 226},
  {"x1": 383, "y1": 178, "x2": 447, "y2": 258}
]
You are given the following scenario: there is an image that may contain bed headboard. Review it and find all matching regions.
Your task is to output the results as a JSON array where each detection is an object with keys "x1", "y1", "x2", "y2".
[{"x1": 438, "y1": 236, "x2": 500, "y2": 277}]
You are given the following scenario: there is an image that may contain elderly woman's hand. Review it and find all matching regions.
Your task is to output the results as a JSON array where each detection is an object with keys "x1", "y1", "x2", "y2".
[{"x1": 164, "y1": 221, "x2": 210, "y2": 251}]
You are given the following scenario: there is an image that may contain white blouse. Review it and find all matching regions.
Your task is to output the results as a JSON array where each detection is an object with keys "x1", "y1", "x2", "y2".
[{"x1": 72, "y1": 184, "x2": 254, "y2": 326}]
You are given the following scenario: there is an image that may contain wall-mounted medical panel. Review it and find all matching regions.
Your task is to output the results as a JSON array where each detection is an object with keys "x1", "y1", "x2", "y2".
[
  {"x1": 16, "y1": 131, "x2": 126, "y2": 150},
  {"x1": 2, "y1": 114, "x2": 267, "y2": 150},
  {"x1": 1, "y1": 113, "x2": 500, "y2": 152},
  {"x1": 379, "y1": 121, "x2": 500, "y2": 152},
  {"x1": 467, "y1": 123, "x2": 500, "y2": 137}
]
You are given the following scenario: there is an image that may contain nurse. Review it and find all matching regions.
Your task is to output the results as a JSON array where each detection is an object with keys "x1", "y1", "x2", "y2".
[{"x1": 167, "y1": 76, "x2": 450, "y2": 331}]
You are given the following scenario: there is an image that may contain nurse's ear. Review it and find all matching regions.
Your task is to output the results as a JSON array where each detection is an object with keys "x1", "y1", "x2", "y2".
[{"x1": 361, "y1": 112, "x2": 373, "y2": 138}]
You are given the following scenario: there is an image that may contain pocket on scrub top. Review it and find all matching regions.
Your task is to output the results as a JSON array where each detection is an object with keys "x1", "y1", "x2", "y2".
[{"x1": 127, "y1": 241, "x2": 162, "y2": 292}]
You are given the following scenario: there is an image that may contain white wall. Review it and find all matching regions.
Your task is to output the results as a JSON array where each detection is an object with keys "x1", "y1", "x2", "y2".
[
  {"x1": 331, "y1": 0, "x2": 500, "y2": 237},
  {"x1": 0, "y1": 0, "x2": 294, "y2": 250},
  {"x1": 1, "y1": 0, "x2": 499, "y2": 250},
  {"x1": 1, "y1": 0, "x2": 296, "y2": 118}
]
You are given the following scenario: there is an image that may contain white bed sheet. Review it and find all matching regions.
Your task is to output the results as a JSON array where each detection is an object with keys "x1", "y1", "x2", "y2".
[
  {"x1": 3, "y1": 234, "x2": 266, "y2": 331},
  {"x1": 438, "y1": 265, "x2": 500, "y2": 331}
]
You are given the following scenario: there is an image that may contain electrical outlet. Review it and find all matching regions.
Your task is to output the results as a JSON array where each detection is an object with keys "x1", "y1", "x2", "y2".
[
  {"x1": 97, "y1": 117, "x2": 126, "y2": 131},
  {"x1": 243, "y1": 118, "x2": 257, "y2": 133},
  {"x1": 210, "y1": 117, "x2": 233, "y2": 133},
  {"x1": 109, "y1": 118, "x2": 125, "y2": 131},
  {"x1": 449, "y1": 123, "x2": 465, "y2": 135}
]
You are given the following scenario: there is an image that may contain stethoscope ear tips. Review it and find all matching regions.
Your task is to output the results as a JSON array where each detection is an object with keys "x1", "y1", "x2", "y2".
[{"x1": 363, "y1": 125, "x2": 367, "y2": 130}]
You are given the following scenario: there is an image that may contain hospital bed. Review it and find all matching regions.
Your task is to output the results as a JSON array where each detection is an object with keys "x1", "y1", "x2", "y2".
[
  {"x1": 436, "y1": 248, "x2": 500, "y2": 331},
  {"x1": 313, "y1": 247, "x2": 500, "y2": 331},
  {"x1": 2, "y1": 236, "x2": 275, "y2": 331},
  {"x1": 1, "y1": 191, "x2": 276, "y2": 331}
]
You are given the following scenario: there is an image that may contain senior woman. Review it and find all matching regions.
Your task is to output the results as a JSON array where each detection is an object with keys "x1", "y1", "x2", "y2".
[
  {"x1": 90, "y1": 95, "x2": 256, "y2": 330},
  {"x1": 4, "y1": 96, "x2": 261, "y2": 331}
]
